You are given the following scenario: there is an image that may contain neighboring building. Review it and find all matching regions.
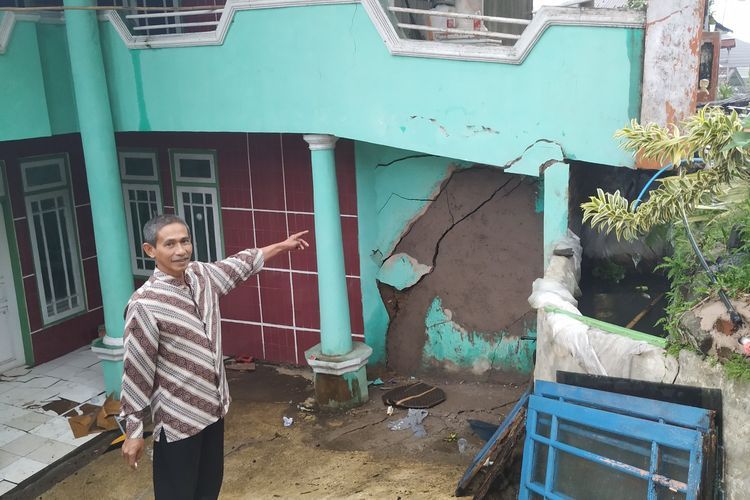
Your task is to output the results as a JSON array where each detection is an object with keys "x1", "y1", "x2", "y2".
[{"x1": 1, "y1": 0, "x2": 667, "y2": 405}]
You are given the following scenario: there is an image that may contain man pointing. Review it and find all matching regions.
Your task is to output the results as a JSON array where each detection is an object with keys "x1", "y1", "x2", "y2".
[{"x1": 120, "y1": 214, "x2": 308, "y2": 499}]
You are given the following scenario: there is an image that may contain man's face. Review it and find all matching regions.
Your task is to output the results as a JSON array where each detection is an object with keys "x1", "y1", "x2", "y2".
[{"x1": 143, "y1": 222, "x2": 192, "y2": 278}]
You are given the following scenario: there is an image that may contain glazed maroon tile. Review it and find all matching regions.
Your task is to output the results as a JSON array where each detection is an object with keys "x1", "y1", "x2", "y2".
[
  {"x1": 83, "y1": 258, "x2": 103, "y2": 311},
  {"x1": 287, "y1": 213, "x2": 316, "y2": 272},
  {"x1": 76, "y1": 205, "x2": 96, "y2": 259},
  {"x1": 220, "y1": 275, "x2": 261, "y2": 323},
  {"x1": 31, "y1": 310, "x2": 102, "y2": 364},
  {"x1": 254, "y1": 211, "x2": 289, "y2": 269},
  {"x1": 291, "y1": 272, "x2": 320, "y2": 330},
  {"x1": 258, "y1": 270, "x2": 293, "y2": 326},
  {"x1": 335, "y1": 139, "x2": 357, "y2": 216},
  {"x1": 23, "y1": 276, "x2": 42, "y2": 332},
  {"x1": 13, "y1": 219, "x2": 34, "y2": 276},
  {"x1": 347, "y1": 277, "x2": 364, "y2": 335},
  {"x1": 220, "y1": 321, "x2": 263, "y2": 359},
  {"x1": 262, "y1": 326, "x2": 297, "y2": 365},
  {"x1": 341, "y1": 216, "x2": 360, "y2": 276},
  {"x1": 295, "y1": 329, "x2": 321, "y2": 363},
  {"x1": 281, "y1": 134, "x2": 314, "y2": 213},
  {"x1": 221, "y1": 209, "x2": 255, "y2": 254},
  {"x1": 249, "y1": 134, "x2": 286, "y2": 211}
]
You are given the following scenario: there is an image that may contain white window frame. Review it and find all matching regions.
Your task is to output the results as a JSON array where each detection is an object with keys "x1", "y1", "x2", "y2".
[
  {"x1": 176, "y1": 186, "x2": 223, "y2": 263},
  {"x1": 21, "y1": 157, "x2": 67, "y2": 193},
  {"x1": 173, "y1": 152, "x2": 217, "y2": 184},
  {"x1": 122, "y1": 183, "x2": 164, "y2": 276},
  {"x1": 25, "y1": 188, "x2": 85, "y2": 325},
  {"x1": 119, "y1": 151, "x2": 159, "y2": 182}
]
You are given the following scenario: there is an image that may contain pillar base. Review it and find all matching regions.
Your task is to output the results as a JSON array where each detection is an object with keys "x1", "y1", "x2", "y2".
[
  {"x1": 305, "y1": 342, "x2": 372, "y2": 410},
  {"x1": 91, "y1": 337, "x2": 124, "y2": 398}
]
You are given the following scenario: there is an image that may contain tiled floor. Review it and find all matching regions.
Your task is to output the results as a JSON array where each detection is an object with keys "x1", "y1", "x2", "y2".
[{"x1": 0, "y1": 347, "x2": 106, "y2": 495}]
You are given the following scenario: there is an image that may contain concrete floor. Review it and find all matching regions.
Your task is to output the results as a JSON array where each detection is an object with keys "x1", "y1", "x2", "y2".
[{"x1": 11, "y1": 365, "x2": 526, "y2": 499}]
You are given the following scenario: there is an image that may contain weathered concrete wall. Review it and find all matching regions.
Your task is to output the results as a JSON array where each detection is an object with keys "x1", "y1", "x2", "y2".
[
  {"x1": 639, "y1": 0, "x2": 706, "y2": 168},
  {"x1": 379, "y1": 167, "x2": 542, "y2": 378},
  {"x1": 531, "y1": 232, "x2": 750, "y2": 498}
]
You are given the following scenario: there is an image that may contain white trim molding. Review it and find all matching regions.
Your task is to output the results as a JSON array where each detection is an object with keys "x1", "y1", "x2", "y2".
[
  {"x1": 100, "y1": 1, "x2": 643, "y2": 64},
  {"x1": 303, "y1": 134, "x2": 338, "y2": 151},
  {"x1": 2, "y1": 1, "x2": 645, "y2": 64},
  {"x1": 1, "y1": 12, "x2": 63, "y2": 54}
]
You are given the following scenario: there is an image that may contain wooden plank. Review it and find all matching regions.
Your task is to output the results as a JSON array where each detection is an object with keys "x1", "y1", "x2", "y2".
[
  {"x1": 455, "y1": 386, "x2": 531, "y2": 496},
  {"x1": 473, "y1": 406, "x2": 527, "y2": 500}
]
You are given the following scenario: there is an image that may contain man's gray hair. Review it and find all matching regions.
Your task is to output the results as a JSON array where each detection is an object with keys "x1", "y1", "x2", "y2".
[{"x1": 143, "y1": 214, "x2": 190, "y2": 246}]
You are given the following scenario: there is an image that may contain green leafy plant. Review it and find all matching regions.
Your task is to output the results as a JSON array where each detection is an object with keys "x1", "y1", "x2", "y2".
[
  {"x1": 723, "y1": 354, "x2": 750, "y2": 382},
  {"x1": 627, "y1": 0, "x2": 648, "y2": 10},
  {"x1": 581, "y1": 109, "x2": 750, "y2": 241},
  {"x1": 718, "y1": 83, "x2": 734, "y2": 100},
  {"x1": 591, "y1": 260, "x2": 626, "y2": 283}
]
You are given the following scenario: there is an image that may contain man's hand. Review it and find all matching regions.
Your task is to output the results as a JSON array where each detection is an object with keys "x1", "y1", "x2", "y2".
[
  {"x1": 261, "y1": 230, "x2": 310, "y2": 261},
  {"x1": 122, "y1": 437, "x2": 145, "y2": 470},
  {"x1": 282, "y1": 230, "x2": 310, "y2": 252}
]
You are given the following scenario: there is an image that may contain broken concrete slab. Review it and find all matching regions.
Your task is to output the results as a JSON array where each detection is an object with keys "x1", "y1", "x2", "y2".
[{"x1": 377, "y1": 253, "x2": 432, "y2": 290}]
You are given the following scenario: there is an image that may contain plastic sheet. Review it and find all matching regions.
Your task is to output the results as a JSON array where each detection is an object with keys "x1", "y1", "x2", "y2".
[{"x1": 388, "y1": 408, "x2": 428, "y2": 437}]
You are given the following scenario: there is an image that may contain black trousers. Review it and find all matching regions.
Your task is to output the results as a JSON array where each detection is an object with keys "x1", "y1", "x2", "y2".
[{"x1": 153, "y1": 418, "x2": 224, "y2": 500}]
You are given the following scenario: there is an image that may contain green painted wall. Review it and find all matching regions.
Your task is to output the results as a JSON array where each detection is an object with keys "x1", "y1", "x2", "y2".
[
  {"x1": 0, "y1": 22, "x2": 53, "y2": 141},
  {"x1": 36, "y1": 23, "x2": 79, "y2": 136},
  {"x1": 1, "y1": 7, "x2": 643, "y2": 169},
  {"x1": 423, "y1": 296, "x2": 535, "y2": 374}
]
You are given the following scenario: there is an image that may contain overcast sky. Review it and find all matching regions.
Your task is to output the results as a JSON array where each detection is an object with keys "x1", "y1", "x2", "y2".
[{"x1": 532, "y1": 0, "x2": 749, "y2": 42}]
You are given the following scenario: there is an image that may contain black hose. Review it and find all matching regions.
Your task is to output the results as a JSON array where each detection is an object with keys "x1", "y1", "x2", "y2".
[{"x1": 680, "y1": 204, "x2": 743, "y2": 327}]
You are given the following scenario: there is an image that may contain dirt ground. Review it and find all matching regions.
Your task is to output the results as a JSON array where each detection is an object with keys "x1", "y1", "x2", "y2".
[{"x1": 18, "y1": 365, "x2": 526, "y2": 500}]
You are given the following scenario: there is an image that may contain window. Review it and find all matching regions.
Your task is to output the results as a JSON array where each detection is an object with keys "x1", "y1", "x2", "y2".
[
  {"x1": 21, "y1": 156, "x2": 85, "y2": 324},
  {"x1": 119, "y1": 151, "x2": 163, "y2": 276},
  {"x1": 519, "y1": 382, "x2": 712, "y2": 500},
  {"x1": 171, "y1": 150, "x2": 222, "y2": 263}
]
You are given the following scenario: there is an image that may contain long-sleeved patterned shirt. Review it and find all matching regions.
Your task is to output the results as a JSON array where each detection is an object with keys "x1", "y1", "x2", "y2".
[{"x1": 120, "y1": 249, "x2": 264, "y2": 443}]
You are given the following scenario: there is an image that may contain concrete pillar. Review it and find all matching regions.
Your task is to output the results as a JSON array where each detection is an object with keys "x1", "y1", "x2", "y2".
[
  {"x1": 303, "y1": 134, "x2": 353, "y2": 356},
  {"x1": 63, "y1": 0, "x2": 133, "y2": 397},
  {"x1": 638, "y1": 0, "x2": 706, "y2": 168},
  {"x1": 302, "y1": 134, "x2": 371, "y2": 410}
]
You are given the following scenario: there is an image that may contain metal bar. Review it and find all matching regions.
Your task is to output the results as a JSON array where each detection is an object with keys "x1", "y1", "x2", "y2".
[
  {"x1": 396, "y1": 23, "x2": 519, "y2": 40},
  {"x1": 132, "y1": 21, "x2": 219, "y2": 31},
  {"x1": 126, "y1": 9, "x2": 222, "y2": 19},
  {"x1": 530, "y1": 396, "x2": 700, "y2": 450},
  {"x1": 647, "y1": 441, "x2": 659, "y2": 500},
  {"x1": 530, "y1": 433, "x2": 689, "y2": 493},
  {"x1": 534, "y1": 381, "x2": 712, "y2": 431},
  {"x1": 53, "y1": 200, "x2": 74, "y2": 313},
  {"x1": 388, "y1": 6, "x2": 531, "y2": 25},
  {"x1": 544, "y1": 415, "x2": 559, "y2": 497}
]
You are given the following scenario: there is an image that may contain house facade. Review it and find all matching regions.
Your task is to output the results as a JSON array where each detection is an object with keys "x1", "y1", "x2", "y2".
[{"x1": 0, "y1": 0, "x2": 656, "y2": 406}]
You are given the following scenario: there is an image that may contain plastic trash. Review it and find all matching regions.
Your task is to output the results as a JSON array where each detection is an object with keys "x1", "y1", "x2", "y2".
[
  {"x1": 388, "y1": 408, "x2": 428, "y2": 437},
  {"x1": 457, "y1": 437, "x2": 468, "y2": 454},
  {"x1": 368, "y1": 378, "x2": 384, "y2": 386},
  {"x1": 386, "y1": 405, "x2": 394, "y2": 416},
  {"x1": 282, "y1": 416, "x2": 294, "y2": 427}
]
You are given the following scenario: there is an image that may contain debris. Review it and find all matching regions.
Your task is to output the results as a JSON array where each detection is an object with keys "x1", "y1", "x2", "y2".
[
  {"x1": 96, "y1": 394, "x2": 121, "y2": 431},
  {"x1": 283, "y1": 416, "x2": 294, "y2": 427},
  {"x1": 368, "y1": 378, "x2": 384, "y2": 386},
  {"x1": 226, "y1": 361, "x2": 256, "y2": 371},
  {"x1": 386, "y1": 405, "x2": 394, "y2": 416},
  {"x1": 467, "y1": 419, "x2": 499, "y2": 442},
  {"x1": 68, "y1": 412, "x2": 97, "y2": 438},
  {"x1": 455, "y1": 386, "x2": 530, "y2": 498},
  {"x1": 298, "y1": 397, "x2": 318, "y2": 412},
  {"x1": 457, "y1": 438, "x2": 468, "y2": 454},
  {"x1": 382, "y1": 382, "x2": 446, "y2": 409},
  {"x1": 387, "y1": 408, "x2": 428, "y2": 438}
]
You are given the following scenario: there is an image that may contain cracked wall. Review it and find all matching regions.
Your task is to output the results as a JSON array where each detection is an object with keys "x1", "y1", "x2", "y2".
[{"x1": 379, "y1": 167, "x2": 542, "y2": 377}]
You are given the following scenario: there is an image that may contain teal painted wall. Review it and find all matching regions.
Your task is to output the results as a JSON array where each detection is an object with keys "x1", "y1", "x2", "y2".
[
  {"x1": 423, "y1": 297, "x2": 535, "y2": 374},
  {"x1": 0, "y1": 22, "x2": 53, "y2": 141},
  {"x1": 36, "y1": 23, "x2": 79, "y2": 136},
  {"x1": 2, "y1": 7, "x2": 643, "y2": 169}
]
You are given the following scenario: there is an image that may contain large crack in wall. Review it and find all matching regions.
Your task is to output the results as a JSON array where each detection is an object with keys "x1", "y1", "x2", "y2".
[{"x1": 379, "y1": 167, "x2": 543, "y2": 377}]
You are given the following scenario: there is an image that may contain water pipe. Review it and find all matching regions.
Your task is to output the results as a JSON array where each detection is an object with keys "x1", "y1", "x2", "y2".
[{"x1": 632, "y1": 158, "x2": 743, "y2": 329}]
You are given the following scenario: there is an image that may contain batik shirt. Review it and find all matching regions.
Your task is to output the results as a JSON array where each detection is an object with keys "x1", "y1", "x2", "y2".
[{"x1": 120, "y1": 249, "x2": 264, "y2": 443}]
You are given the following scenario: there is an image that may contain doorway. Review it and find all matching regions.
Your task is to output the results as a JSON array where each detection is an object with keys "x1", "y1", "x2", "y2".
[{"x1": 0, "y1": 203, "x2": 25, "y2": 373}]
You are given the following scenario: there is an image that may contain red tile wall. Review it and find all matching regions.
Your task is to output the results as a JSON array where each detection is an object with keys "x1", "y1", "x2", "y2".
[
  {"x1": 1, "y1": 132, "x2": 361, "y2": 366},
  {"x1": 0, "y1": 134, "x2": 107, "y2": 364},
  {"x1": 115, "y1": 132, "x2": 362, "y2": 366}
]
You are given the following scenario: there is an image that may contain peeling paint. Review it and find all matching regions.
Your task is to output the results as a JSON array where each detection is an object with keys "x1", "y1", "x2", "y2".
[
  {"x1": 423, "y1": 296, "x2": 536, "y2": 374},
  {"x1": 377, "y1": 252, "x2": 432, "y2": 291}
]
